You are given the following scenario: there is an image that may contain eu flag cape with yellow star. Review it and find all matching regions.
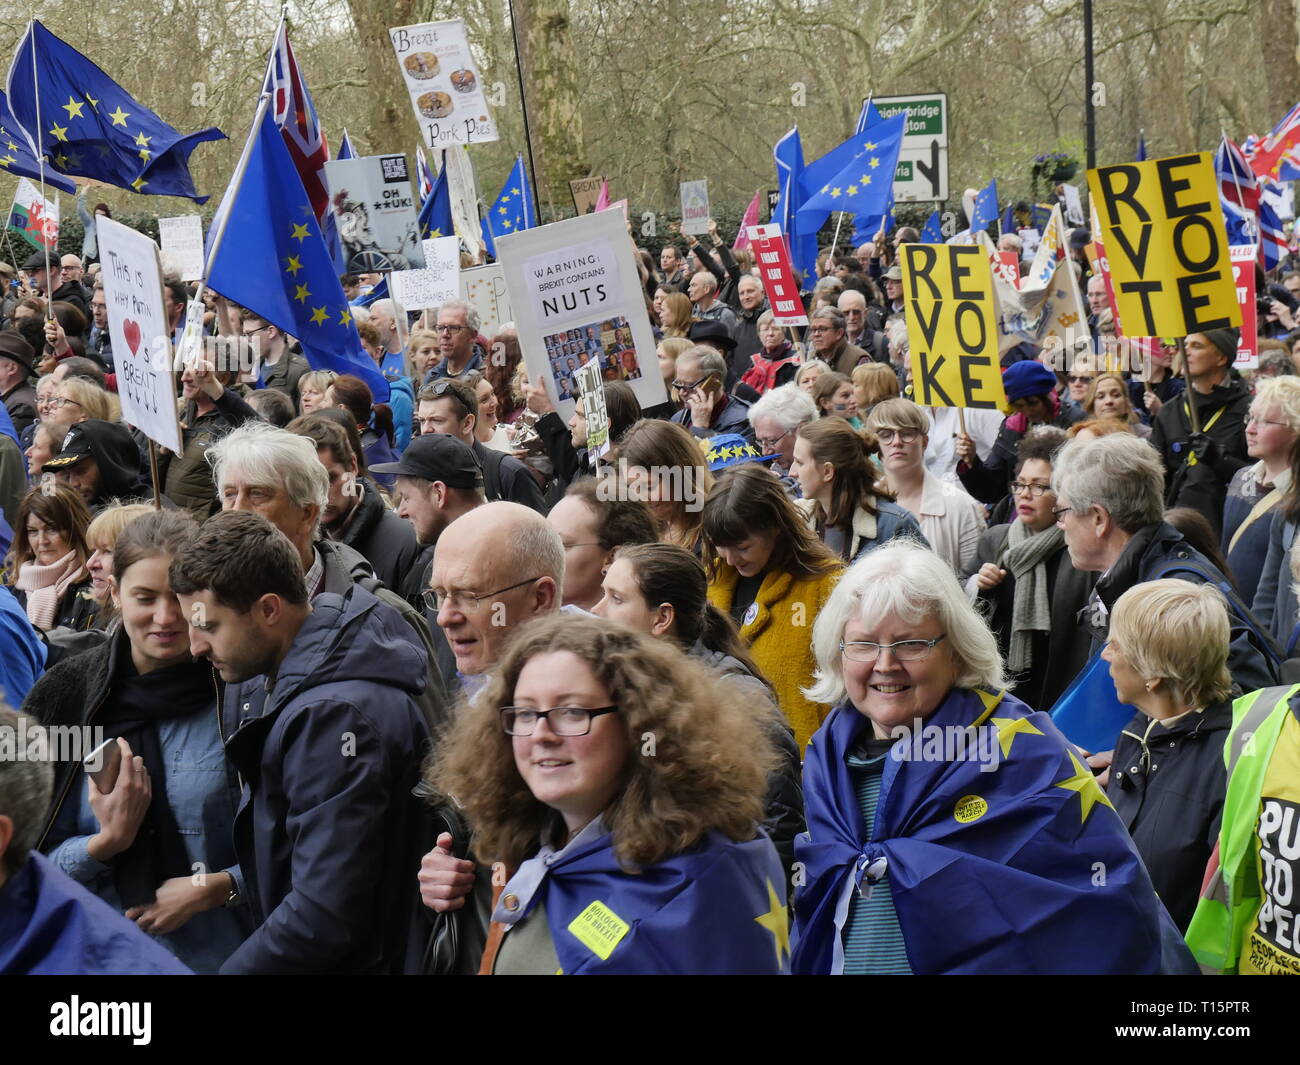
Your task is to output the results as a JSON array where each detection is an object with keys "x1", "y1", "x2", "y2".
[
  {"x1": 6, "y1": 20, "x2": 223, "y2": 202},
  {"x1": 207, "y1": 106, "x2": 389, "y2": 402},
  {"x1": 792, "y1": 687, "x2": 1194, "y2": 975},
  {"x1": 526, "y1": 827, "x2": 790, "y2": 974}
]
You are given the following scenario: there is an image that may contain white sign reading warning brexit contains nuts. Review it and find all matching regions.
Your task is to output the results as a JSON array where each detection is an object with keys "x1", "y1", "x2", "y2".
[{"x1": 390, "y1": 18, "x2": 499, "y2": 149}]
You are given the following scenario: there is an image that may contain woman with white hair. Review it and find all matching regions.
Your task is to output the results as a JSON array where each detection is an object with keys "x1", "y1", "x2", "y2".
[
  {"x1": 792, "y1": 541, "x2": 1192, "y2": 975},
  {"x1": 747, "y1": 383, "x2": 818, "y2": 486}
]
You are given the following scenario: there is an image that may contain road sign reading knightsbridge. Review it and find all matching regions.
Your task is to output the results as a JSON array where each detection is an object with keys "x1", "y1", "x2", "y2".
[{"x1": 871, "y1": 93, "x2": 949, "y2": 203}]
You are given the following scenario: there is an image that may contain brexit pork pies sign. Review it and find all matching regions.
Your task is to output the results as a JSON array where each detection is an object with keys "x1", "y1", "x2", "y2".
[{"x1": 96, "y1": 216, "x2": 184, "y2": 455}]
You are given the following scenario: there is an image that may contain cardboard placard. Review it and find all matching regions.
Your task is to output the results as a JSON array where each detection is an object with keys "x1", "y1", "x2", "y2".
[
  {"x1": 680, "y1": 180, "x2": 709, "y2": 236},
  {"x1": 390, "y1": 235, "x2": 461, "y2": 310},
  {"x1": 747, "y1": 223, "x2": 808, "y2": 327},
  {"x1": 390, "y1": 19, "x2": 499, "y2": 147},
  {"x1": 324, "y1": 154, "x2": 425, "y2": 274},
  {"x1": 461, "y1": 264, "x2": 512, "y2": 337},
  {"x1": 157, "y1": 215, "x2": 204, "y2": 282},
  {"x1": 1231, "y1": 244, "x2": 1259, "y2": 369}
]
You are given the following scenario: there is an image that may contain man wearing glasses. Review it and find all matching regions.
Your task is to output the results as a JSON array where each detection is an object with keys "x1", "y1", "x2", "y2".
[
  {"x1": 425, "y1": 300, "x2": 485, "y2": 384},
  {"x1": 239, "y1": 311, "x2": 309, "y2": 406},
  {"x1": 807, "y1": 307, "x2": 868, "y2": 378},
  {"x1": 670, "y1": 346, "x2": 757, "y2": 445}
]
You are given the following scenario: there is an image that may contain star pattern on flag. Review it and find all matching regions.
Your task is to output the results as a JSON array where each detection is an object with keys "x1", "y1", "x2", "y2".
[
  {"x1": 501, "y1": 218, "x2": 514, "y2": 230},
  {"x1": 338, "y1": 308, "x2": 352, "y2": 327},
  {"x1": 283, "y1": 255, "x2": 303, "y2": 276},
  {"x1": 130, "y1": 175, "x2": 146, "y2": 192},
  {"x1": 107, "y1": 105, "x2": 130, "y2": 127},
  {"x1": 510, "y1": 186, "x2": 521, "y2": 195},
  {"x1": 52, "y1": 151, "x2": 70, "y2": 168},
  {"x1": 869, "y1": 156, "x2": 880, "y2": 169},
  {"x1": 294, "y1": 283, "x2": 311, "y2": 304},
  {"x1": 309, "y1": 305, "x2": 329, "y2": 326},
  {"x1": 134, "y1": 131, "x2": 151, "y2": 148},
  {"x1": 990, "y1": 716, "x2": 1044, "y2": 758},
  {"x1": 62, "y1": 96, "x2": 85, "y2": 119},
  {"x1": 753, "y1": 879, "x2": 790, "y2": 967},
  {"x1": 847, "y1": 184, "x2": 858, "y2": 196},
  {"x1": 1054, "y1": 750, "x2": 1114, "y2": 824},
  {"x1": 290, "y1": 222, "x2": 310, "y2": 242},
  {"x1": 830, "y1": 187, "x2": 842, "y2": 198},
  {"x1": 85, "y1": 92, "x2": 98, "y2": 109},
  {"x1": 865, "y1": 141, "x2": 877, "y2": 151},
  {"x1": 48, "y1": 121, "x2": 68, "y2": 142}
]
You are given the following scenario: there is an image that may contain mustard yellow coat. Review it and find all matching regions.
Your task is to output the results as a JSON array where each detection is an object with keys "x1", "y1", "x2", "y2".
[{"x1": 707, "y1": 563, "x2": 843, "y2": 751}]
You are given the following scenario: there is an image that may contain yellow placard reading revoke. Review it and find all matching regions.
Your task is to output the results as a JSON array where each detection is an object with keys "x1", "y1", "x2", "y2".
[
  {"x1": 1087, "y1": 152, "x2": 1241, "y2": 338},
  {"x1": 567, "y1": 900, "x2": 630, "y2": 961},
  {"x1": 901, "y1": 244, "x2": 1006, "y2": 410}
]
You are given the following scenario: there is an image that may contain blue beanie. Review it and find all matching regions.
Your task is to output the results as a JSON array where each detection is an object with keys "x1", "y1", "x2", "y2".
[{"x1": 1001, "y1": 360, "x2": 1058, "y2": 401}]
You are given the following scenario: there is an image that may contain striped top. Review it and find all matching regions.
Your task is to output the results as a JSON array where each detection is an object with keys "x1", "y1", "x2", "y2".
[{"x1": 841, "y1": 740, "x2": 913, "y2": 975}]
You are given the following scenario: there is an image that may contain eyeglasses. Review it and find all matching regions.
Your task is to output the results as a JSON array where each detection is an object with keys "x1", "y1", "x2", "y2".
[
  {"x1": 240, "y1": 324, "x2": 270, "y2": 338},
  {"x1": 1247, "y1": 414, "x2": 1291, "y2": 429},
  {"x1": 500, "y1": 705, "x2": 619, "y2": 737},
  {"x1": 808, "y1": 325, "x2": 839, "y2": 335},
  {"x1": 1010, "y1": 481, "x2": 1052, "y2": 497},
  {"x1": 755, "y1": 427, "x2": 793, "y2": 449},
  {"x1": 48, "y1": 397, "x2": 82, "y2": 409},
  {"x1": 1051, "y1": 504, "x2": 1074, "y2": 520},
  {"x1": 672, "y1": 376, "x2": 712, "y2": 394},
  {"x1": 1066, "y1": 374, "x2": 1095, "y2": 385},
  {"x1": 840, "y1": 635, "x2": 946, "y2": 662},
  {"x1": 436, "y1": 323, "x2": 467, "y2": 334},
  {"x1": 874, "y1": 427, "x2": 921, "y2": 444},
  {"x1": 423, "y1": 575, "x2": 541, "y2": 614}
]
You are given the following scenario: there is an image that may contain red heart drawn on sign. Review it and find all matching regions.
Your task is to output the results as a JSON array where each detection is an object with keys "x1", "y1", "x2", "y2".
[{"x1": 122, "y1": 319, "x2": 142, "y2": 357}]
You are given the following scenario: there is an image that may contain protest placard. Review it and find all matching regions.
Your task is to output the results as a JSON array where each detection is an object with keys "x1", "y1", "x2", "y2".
[
  {"x1": 324, "y1": 154, "x2": 425, "y2": 273},
  {"x1": 96, "y1": 216, "x2": 183, "y2": 455},
  {"x1": 157, "y1": 215, "x2": 204, "y2": 281},
  {"x1": 1087, "y1": 152, "x2": 1241, "y2": 337},
  {"x1": 680, "y1": 180, "x2": 710, "y2": 235},
  {"x1": 390, "y1": 235, "x2": 460, "y2": 310},
  {"x1": 982, "y1": 229, "x2": 1087, "y2": 356},
  {"x1": 574, "y1": 357, "x2": 611, "y2": 460},
  {"x1": 1231, "y1": 244, "x2": 1259, "y2": 370},
  {"x1": 461, "y1": 264, "x2": 512, "y2": 338},
  {"x1": 495, "y1": 208, "x2": 668, "y2": 418},
  {"x1": 901, "y1": 243, "x2": 1006, "y2": 410},
  {"x1": 1061, "y1": 183, "x2": 1084, "y2": 226},
  {"x1": 747, "y1": 223, "x2": 808, "y2": 327},
  {"x1": 569, "y1": 176, "x2": 606, "y2": 215},
  {"x1": 390, "y1": 19, "x2": 498, "y2": 148}
]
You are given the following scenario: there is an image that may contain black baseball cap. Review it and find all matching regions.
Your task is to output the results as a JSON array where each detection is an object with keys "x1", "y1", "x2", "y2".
[{"x1": 370, "y1": 434, "x2": 484, "y2": 489}]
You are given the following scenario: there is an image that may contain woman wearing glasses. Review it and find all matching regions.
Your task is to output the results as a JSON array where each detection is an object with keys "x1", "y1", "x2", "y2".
[
  {"x1": 50, "y1": 376, "x2": 119, "y2": 430},
  {"x1": 429, "y1": 612, "x2": 788, "y2": 974},
  {"x1": 793, "y1": 541, "x2": 1192, "y2": 975},
  {"x1": 865, "y1": 398, "x2": 986, "y2": 574},
  {"x1": 962, "y1": 427, "x2": 1094, "y2": 711},
  {"x1": 791, "y1": 417, "x2": 926, "y2": 563}
]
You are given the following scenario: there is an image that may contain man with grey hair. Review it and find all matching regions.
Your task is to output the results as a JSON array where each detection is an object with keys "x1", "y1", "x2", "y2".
[
  {"x1": 0, "y1": 704, "x2": 189, "y2": 973},
  {"x1": 687, "y1": 270, "x2": 738, "y2": 334},
  {"x1": 427, "y1": 299, "x2": 484, "y2": 383},
  {"x1": 1052, "y1": 433, "x2": 1277, "y2": 694},
  {"x1": 367, "y1": 298, "x2": 407, "y2": 379},
  {"x1": 209, "y1": 422, "x2": 449, "y2": 721},
  {"x1": 837, "y1": 289, "x2": 887, "y2": 362},
  {"x1": 748, "y1": 383, "x2": 817, "y2": 486},
  {"x1": 808, "y1": 306, "x2": 868, "y2": 378},
  {"x1": 670, "y1": 344, "x2": 756, "y2": 444}
]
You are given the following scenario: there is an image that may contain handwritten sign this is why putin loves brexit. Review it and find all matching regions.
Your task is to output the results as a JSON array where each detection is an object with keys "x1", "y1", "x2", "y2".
[
  {"x1": 495, "y1": 208, "x2": 668, "y2": 420},
  {"x1": 96, "y1": 216, "x2": 184, "y2": 455},
  {"x1": 901, "y1": 243, "x2": 1007, "y2": 410},
  {"x1": 1087, "y1": 153, "x2": 1241, "y2": 337}
]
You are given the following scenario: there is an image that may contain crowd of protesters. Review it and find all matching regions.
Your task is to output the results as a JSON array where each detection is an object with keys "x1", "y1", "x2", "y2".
[{"x1": 2, "y1": 211, "x2": 1299, "y2": 977}]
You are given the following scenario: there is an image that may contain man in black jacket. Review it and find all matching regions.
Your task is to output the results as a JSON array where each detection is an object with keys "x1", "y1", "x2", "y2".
[
  {"x1": 0, "y1": 332, "x2": 37, "y2": 436},
  {"x1": 290, "y1": 416, "x2": 422, "y2": 592},
  {"x1": 42, "y1": 420, "x2": 154, "y2": 511},
  {"x1": 21, "y1": 250, "x2": 87, "y2": 319},
  {"x1": 172, "y1": 511, "x2": 430, "y2": 974},
  {"x1": 1149, "y1": 328, "x2": 1251, "y2": 535}
]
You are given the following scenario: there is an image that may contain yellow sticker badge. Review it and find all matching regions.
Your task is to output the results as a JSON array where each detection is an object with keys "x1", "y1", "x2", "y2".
[
  {"x1": 954, "y1": 795, "x2": 988, "y2": 824},
  {"x1": 567, "y1": 900, "x2": 630, "y2": 961}
]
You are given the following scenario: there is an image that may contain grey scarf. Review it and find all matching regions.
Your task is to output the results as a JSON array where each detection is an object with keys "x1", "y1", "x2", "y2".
[{"x1": 998, "y1": 520, "x2": 1065, "y2": 673}]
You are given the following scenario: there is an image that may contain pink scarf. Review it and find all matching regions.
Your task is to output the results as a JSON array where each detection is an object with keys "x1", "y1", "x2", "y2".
[{"x1": 15, "y1": 550, "x2": 84, "y2": 631}]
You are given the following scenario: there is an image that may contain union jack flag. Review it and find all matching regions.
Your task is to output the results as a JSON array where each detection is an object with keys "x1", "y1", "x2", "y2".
[
  {"x1": 1248, "y1": 101, "x2": 1300, "y2": 181},
  {"x1": 416, "y1": 146, "x2": 434, "y2": 203},
  {"x1": 1259, "y1": 180, "x2": 1289, "y2": 272},
  {"x1": 1217, "y1": 136, "x2": 1260, "y2": 225},
  {"x1": 264, "y1": 20, "x2": 329, "y2": 221}
]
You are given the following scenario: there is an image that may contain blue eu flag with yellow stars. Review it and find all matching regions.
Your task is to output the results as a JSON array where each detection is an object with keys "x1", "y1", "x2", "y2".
[
  {"x1": 0, "y1": 89, "x2": 74, "y2": 194},
  {"x1": 480, "y1": 155, "x2": 534, "y2": 259},
  {"x1": 207, "y1": 105, "x2": 389, "y2": 402},
  {"x1": 796, "y1": 113, "x2": 906, "y2": 233},
  {"x1": 5, "y1": 20, "x2": 223, "y2": 202},
  {"x1": 418, "y1": 164, "x2": 453, "y2": 241}
]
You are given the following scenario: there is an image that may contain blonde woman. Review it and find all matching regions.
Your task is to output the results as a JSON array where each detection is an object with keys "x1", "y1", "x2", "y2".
[
  {"x1": 1083, "y1": 371, "x2": 1149, "y2": 438},
  {"x1": 50, "y1": 377, "x2": 118, "y2": 428},
  {"x1": 298, "y1": 370, "x2": 337, "y2": 415}
]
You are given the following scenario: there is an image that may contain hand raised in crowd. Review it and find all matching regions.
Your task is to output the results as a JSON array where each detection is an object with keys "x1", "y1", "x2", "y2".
[
  {"x1": 522, "y1": 373, "x2": 556, "y2": 417},
  {"x1": 1271, "y1": 300, "x2": 1296, "y2": 331},
  {"x1": 44, "y1": 316, "x2": 71, "y2": 358},
  {"x1": 975, "y1": 563, "x2": 1007, "y2": 591},
  {"x1": 418, "y1": 832, "x2": 475, "y2": 913},
  {"x1": 86, "y1": 737, "x2": 152, "y2": 863},
  {"x1": 125, "y1": 873, "x2": 228, "y2": 936},
  {"x1": 1143, "y1": 390, "x2": 1163, "y2": 416},
  {"x1": 954, "y1": 432, "x2": 977, "y2": 466},
  {"x1": 186, "y1": 356, "x2": 225, "y2": 401},
  {"x1": 685, "y1": 385, "x2": 715, "y2": 428}
]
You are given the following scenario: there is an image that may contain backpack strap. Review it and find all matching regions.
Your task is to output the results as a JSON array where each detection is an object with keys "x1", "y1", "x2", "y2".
[{"x1": 480, "y1": 445, "x2": 507, "y2": 502}]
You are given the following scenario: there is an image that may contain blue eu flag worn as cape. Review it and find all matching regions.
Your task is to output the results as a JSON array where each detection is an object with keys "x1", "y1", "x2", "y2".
[
  {"x1": 517, "y1": 828, "x2": 790, "y2": 974},
  {"x1": 206, "y1": 106, "x2": 389, "y2": 402},
  {"x1": 792, "y1": 687, "x2": 1191, "y2": 975},
  {"x1": 481, "y1": 155, "x2": 534, "y2": 260},
  {"x1": 6, "y1": 20, "x2": 224, "y2": 202},
  {"x1": 0, "y1": 89, "x2": 74, "y2": 194}
]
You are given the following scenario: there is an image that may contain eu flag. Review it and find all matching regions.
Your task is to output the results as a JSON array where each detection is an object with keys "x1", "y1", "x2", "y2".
[
  {"x1": 796, "y1": 114, "x2": 907, "y2": 232},
  {"x1": 206, "y1": 104, "x2": 389, "y2": 402},
  {"x1": 773, "y1": 127, "x2": 817, "y2": 281},
  {"x1": 0, "y1": 89, "x2": 74, "y2": 194},
  {"x1": 480, "y1": 155, "x2": 534, "y2": 259},
  {"x1": 853, "y1": 98, "x2": 883, "y2": 136},
  {"x1": 418, "y1": 164, "x2": 453, "y2": 240},
  {"x1": 970, "y1": 178, "x2": 999, "y2": 234},
  {"x1": 920, "y1": 209, "x2": 943, "y2": 244},
  {"x1": 6, "y1": 20, "x2": 224, "y2": 202}
]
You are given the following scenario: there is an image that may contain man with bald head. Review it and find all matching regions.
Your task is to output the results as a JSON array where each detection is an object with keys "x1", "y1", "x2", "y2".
[
  {"x1": 837, "y1": 289, "x2": 887, "y2": 362},
  {"x1": 367, "y1": 298, "x2": 407, "y2": 379},
  {"x1": 429, "y1": 500, "x2": 565, "y2": 697}
]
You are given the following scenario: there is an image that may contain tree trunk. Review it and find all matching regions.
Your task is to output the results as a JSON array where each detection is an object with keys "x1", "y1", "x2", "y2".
[
  {"x1": 512, "y1": 0, "x2": 590, "y2": 216},
  {"x1": 345, "y1": 0, "x2": 419, "y2": 156}
]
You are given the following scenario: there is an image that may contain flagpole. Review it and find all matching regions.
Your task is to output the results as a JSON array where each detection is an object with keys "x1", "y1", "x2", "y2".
[
  {"x1": 1221, "y1": 129, "x2": 1257, "y2": 242},
  {"x1": 505, "y1": 0, "x2": 543, "y2": 224},
  {"x1": 28, "y1": 21, "x2": 54, "y2": 323}
]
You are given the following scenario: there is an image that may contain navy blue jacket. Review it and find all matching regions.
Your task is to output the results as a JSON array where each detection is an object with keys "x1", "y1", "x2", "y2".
[
  {"x1": 220, "y1": 585, "x2": 431, "y2": 974},
  {"x1": 672, "y1": 393, "x2": 756, "y2": 445}
]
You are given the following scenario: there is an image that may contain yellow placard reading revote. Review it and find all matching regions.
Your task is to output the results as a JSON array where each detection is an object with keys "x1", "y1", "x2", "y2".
[
  {"x1": 1087, "y1": 152, "x2": 1241, "y2": 337},
  {"x1": 901, "y1": 244, "x2": 1007, "y2": 410}
]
